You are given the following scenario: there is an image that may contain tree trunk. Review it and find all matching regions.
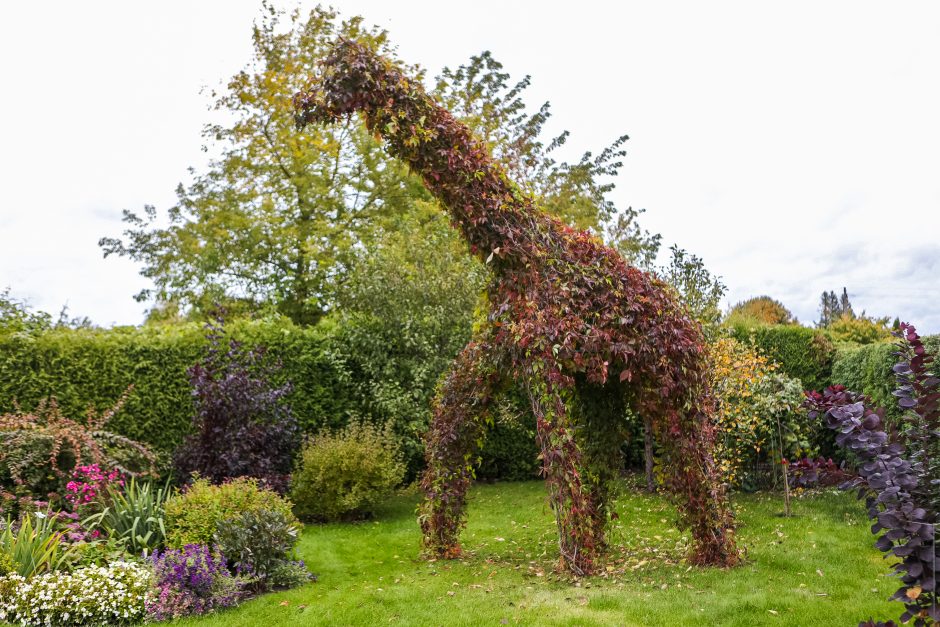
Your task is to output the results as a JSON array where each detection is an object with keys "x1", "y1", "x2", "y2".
[{"x1": 644, "y1": 415, "x2": 656, "y2": 492}]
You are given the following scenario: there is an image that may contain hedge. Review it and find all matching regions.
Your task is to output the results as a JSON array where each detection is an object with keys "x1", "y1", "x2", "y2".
[
  {"x1": 830, "y1": 334, "x2": 940, "y2": 426},
  {"x1": 10, "y1": 317, "x2": 893, "y2": 481},
  {"x1": 727, "y1": 322, "x2": 835, "y2": 392},
  {"x1": 0, "y1": 319, "x2": 354, "y2": 454},
  {"x1": 0, "y1": 318, "x2": 535, "y2": 481}
]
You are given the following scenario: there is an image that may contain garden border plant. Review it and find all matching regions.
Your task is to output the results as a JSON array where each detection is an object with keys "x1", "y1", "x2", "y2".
[
  {"x1": 805, "y1": 322, "x2": 938, "y2": 626},
  {"x1": 173, "y1": 313, "x2": 300, "y2": 493},
  {"x1": 294, "y1": 39, "x2": 738, "y2": 574}
]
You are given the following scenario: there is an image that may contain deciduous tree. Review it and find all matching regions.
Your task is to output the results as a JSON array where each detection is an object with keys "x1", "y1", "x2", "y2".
[{"x1": 100, "y1": 5, "x2": 655, "y2": 325}]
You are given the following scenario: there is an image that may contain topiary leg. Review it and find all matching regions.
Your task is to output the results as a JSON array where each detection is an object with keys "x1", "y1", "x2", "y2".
[
  {"x1": 644, "y1": 391, "x2": 739, "y2": 568},
  {"x1": 525, "y1": 379, "x2": 603, "y2": 576},
  {"x1": 418, "y1": 333, "x2": 503, "y2": 559}
]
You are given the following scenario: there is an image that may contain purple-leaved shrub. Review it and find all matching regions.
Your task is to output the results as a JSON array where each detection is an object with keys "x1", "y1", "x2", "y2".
[
  {"x1": 804, "y1": 323, "x2": 938, "y2": 627},
  {"x1": 173, "y1": 313, "x2": 300, "y2": 492}
]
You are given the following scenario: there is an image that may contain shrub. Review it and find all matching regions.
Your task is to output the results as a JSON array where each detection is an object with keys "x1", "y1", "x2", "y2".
[
  {"x1": 89, "y1": 478, "x2": 172, "y2": 556},
  {"x1": 0, "y1": 512, "x2": 74, "y2": 578},
  {"x1": 164, "y1": 477, "x2": 296, "y2": 548},
  {"x1": 214, "y1": 509, "x2": 309, "y2": 590},
  {"x1": 726, "y1": 296, "x2": 797, "y2": 326},
  {"x1": 146, "y1": 544, "x2": 244, "y2": 620},
  {"x1": 267, "y1": 559, "x2": 312, "y2": 588},
  {"x1": 709, "y1": 336, "x2": 812, "y2": 489},
  {"x1": 291, "y1": 420, "x2": 405, "y2": 521},
  {"x1": 827, "y1": 313, "x2": 892, "y2": 345},
  {"x1": 0, "y1": 392, "x2": 156, "y2": 509},
  {"x1": 805, "y1": 323, "x2": 939, "y2": 626},
  {"x1": 64, "y1": 464, "x2": 124, "y2": 515},
  {"x1": 173, "y1": 315, "x2": 300, "y2": 492},
  {"x1": 0, "y1": 561, "x2": 151, "y2": 626}
]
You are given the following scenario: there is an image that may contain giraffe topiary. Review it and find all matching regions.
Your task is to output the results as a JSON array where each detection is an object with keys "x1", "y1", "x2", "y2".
[{"x1": 294, "y1": 40, "x2": 739, "y2": 574}]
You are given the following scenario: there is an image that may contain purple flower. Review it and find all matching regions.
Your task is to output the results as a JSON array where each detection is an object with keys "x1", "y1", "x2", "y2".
[{"x1": 146, "y1": 544, "x2": 245, "y2": 620}]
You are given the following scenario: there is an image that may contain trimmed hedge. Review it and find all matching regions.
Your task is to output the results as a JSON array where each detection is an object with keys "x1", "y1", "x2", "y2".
[
  {"x1": 830, "y1": 334, "x2": 940, "y2": 426},
  {"x1": 0, "y1": 319, "x2": 354, "y2": 454},
  {"x1": 0, "y1": 318, "x2": 537, "y2": 481},
  {"x1": 727, "y1": 322, "x2": 835, "y2": 393}
]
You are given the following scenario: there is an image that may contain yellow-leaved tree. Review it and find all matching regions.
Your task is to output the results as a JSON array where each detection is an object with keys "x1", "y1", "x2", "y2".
[{"x1": 708, "y1": 336, "x2": 809, "y2": 489}]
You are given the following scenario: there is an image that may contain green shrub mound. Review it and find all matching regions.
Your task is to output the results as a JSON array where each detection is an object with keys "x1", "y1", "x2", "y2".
[
  {"x1": 291, "y1": 421, "x2": 405, "y2": 521},
  {"x1": 214, "y1": 509, "x2": 310, "y2": 591},
  {"x1": 164, "y1": 477, "x2": 297, "y2": 548}
]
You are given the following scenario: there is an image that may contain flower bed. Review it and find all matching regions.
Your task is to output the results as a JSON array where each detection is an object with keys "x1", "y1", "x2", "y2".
[{"x1": 0, "y1": 561, "x2": 151, "y2": 626}]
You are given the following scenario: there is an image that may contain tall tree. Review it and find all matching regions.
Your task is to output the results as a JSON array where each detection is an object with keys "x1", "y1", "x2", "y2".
[
  {"x1": 838, "y1": 287, "x2": 855, "y2": 320},
  {"x1": 100, "y1": 13, "x2": 660, "y2": 325},
  {"x1": 727, "y1": 295, "x2": 797, "y2": 325},
  {"x1": 100, "y1": 5, "x2": 423, "y2": 325},
  {"x1": 817, "y1": 290, "x2": 840, "y2": 327},
  {"x1": 433, "y1": 52, "x2": 656, "y2": 245}
]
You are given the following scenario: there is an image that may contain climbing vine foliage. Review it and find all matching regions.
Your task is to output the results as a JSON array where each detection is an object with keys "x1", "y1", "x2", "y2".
[{"x1": 294, "y1": 39, "x2": 738, "y2": 574}]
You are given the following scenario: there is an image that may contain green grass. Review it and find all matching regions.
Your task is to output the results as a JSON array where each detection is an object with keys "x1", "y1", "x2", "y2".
[{"x1": 177, "y1": 481, "x2": 898, "y2": 626}]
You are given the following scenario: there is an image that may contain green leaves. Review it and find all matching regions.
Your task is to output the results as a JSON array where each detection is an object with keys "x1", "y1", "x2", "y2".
[
  {"x1": 0, "y1": 512, "x2": 74, "y2": 578},
  {"x1": 89, "y1": 478, "x2": 172, "y2": 556},
  {"x1": 100, "y1": 6, "x2": 417, "y2": 325}
]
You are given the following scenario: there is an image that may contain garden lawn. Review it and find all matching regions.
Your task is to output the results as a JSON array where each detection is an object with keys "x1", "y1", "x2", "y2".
[{"x1": 177, "y1": 481, "x2": 897, "y2": 626}]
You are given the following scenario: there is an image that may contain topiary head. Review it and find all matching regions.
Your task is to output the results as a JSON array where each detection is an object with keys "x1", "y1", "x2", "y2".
[{"x1": 293, "y1": 38, "x2": 406, "y2": 129}]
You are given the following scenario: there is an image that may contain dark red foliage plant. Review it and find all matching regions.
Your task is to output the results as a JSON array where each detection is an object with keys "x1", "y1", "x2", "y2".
[
  {"x1": 804, "y1": 323, "x2": 939, "y2": 627},
  {"x1": 786, "y1": 457, "x2": 852, "y2": 489},
  {"x1": 173, "y1": 312, "x2": 300, "y2": 493},
  {"x1": 294, "y1": 39, "x2": 738, "y2": 574}
]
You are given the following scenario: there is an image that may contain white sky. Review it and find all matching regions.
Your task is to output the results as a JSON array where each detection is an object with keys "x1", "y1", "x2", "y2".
[{"x1": 1, "y1": 1, "x2": 938, "y2": 331}]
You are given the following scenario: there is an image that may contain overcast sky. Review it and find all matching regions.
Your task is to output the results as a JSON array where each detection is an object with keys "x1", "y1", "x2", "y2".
[{"x1": 1, "y1": 1, "x2": 938, "y2": 331}]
